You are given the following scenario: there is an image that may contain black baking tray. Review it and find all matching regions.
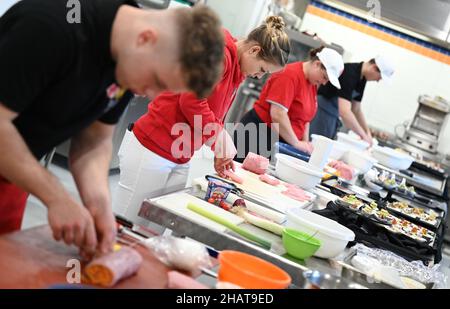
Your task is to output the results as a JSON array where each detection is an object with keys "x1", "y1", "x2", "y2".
[
  {"x1": 314, "y1": 202, "x2": 445, "y2": 264},
  {"x1": 377, "y1": 197, "x2": 444, "y2": 232},
  {"x1": 333, "y1": 198, "x2": 436, "y2": 247},
  {"x1": 370, "y1": 179, "x2": 436, "y2": 207}
]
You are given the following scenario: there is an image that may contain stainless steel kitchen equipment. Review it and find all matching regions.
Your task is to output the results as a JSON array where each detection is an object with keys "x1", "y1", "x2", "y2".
[
  {"x1": 137, "y1": 192, "x2": 401, "y2": 289},
  {"x1": 402, "y1": 95, "x2": 450, "y2": 154}
]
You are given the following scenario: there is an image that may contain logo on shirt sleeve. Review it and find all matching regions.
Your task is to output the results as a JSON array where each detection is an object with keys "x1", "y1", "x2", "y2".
[{"x1": 104, "y1": 83, "x2": 126, "y2": 113}]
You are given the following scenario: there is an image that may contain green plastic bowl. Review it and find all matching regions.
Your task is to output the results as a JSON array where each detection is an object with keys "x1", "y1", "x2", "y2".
[{"x1": 282, "y1": 228, "x2": 321, "y2": 260}]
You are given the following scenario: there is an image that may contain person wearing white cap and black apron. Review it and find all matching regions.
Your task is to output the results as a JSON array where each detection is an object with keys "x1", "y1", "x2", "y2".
[
  {"x1": 233, "y1": 47, "x2": 344, "y2": 161},
  {"x1": 310, "y1": 55, "x2": 395, "y2": 144}
]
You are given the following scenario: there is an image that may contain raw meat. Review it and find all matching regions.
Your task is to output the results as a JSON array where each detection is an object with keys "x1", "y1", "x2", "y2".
[
  {"x1": 282, "y1": 186, "x2": 311, "y2": 202},
  {"x1": 167, "y1": 271, "x2": 209, "y2": 289},
  {"x1": 242, "y1": 152, "x2": 269, "y2": 175},
  {"x1": 84, "y1": 247, "x2": 143, "y2": 287},
  {"x1": 259, "y1": 174, "x2": 280, "y2": 186},
  {"x1": 223, "y1": 170, "x2": 244, "y2": 184},
  {"x1": 328, "y1": 160, "x2": 355, "y2": 181}
]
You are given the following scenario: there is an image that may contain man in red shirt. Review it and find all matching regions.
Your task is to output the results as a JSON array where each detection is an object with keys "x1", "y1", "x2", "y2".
[{"x1": 234, "y1": 47, "x2": 344, "y2": 161}]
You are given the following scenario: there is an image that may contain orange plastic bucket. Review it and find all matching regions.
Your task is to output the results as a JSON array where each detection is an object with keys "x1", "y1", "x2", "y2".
[{"x1": 218, "y1": 250, "x2": 291, "y2": 289}]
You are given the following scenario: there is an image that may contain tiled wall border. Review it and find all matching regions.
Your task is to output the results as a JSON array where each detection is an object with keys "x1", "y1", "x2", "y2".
[{"x1": 307, "y1": 1, "x2": 450, "y2": 65}]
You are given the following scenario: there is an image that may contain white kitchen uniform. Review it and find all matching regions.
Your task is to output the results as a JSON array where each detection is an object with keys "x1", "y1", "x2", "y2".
[{"x1": 113, "y1": 129, "x2": 190, "y2": 227}]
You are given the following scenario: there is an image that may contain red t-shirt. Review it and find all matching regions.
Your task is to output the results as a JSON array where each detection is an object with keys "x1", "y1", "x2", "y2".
[
  {"x1": 133, "y1": 29, "x2": 244, "y2": 164},
  {"x1": 253, "y1": 62, "x2": 318, "y2": 140}
]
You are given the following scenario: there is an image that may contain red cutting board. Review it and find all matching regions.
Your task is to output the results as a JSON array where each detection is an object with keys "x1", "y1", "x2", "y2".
[{"x1": 0, "y1": 225, "x2": 172, "y2": 289}]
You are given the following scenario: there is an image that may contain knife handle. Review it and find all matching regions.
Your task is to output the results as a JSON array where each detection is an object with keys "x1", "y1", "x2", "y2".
[{"x1": 115, "y1": 214, "x2": 134, "y2": 228}]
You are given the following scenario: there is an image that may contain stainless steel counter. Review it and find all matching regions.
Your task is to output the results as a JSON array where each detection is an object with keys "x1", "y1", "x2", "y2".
[{"x1": 137, "y1": 189, "x2": 397, "y2": 289}]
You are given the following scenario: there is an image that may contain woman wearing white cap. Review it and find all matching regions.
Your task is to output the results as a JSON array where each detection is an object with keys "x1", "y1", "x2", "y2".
[
  {"x1": 233, "y1": 47, "x2": 344, "y2": 161},
  {"x1": 310, "y1": 55, "x2": 395, "y2": 144}
]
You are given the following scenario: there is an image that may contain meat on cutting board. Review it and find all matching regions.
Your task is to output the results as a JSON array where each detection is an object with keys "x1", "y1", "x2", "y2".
[
  {"x1": 259, "y1": 174, "x2": 281, "y2": 186},
  {"x1": 282, "y1": 186, "x2": 311, "y2": 202},
  {"x1": 328, "y1": 160, "x2": 355, "y2": 181},
  {"x1": 223, "y1": 169, "x2": 244, "y2": 184},
  {"x1": 241, "y1": 152, "x2": 269, "y2": 175},
  {"x1": 84, "y1": 247, "x2": 143, "y2": 287}
]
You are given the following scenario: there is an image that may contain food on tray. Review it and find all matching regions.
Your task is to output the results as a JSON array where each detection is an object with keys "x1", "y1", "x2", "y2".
[
  {"x1": 388, "y1": 217, "x2": 435, "y2": 242},
  {"x1": 374, "y1": 209, "x2": 395, "y2": 224},
  {"x1": 362, "y1": 205, "x2": 374, "y2": 215},
  {"x1": 386, "y1": 201, "x2": 439, "y2": 225},
  {"x1": 342, "y1": 195, "x2": 365, "y2": 209},
  {"x1": 383, "y1": 173, "x2": 397, "y2": 188},
  {"x1": 259, "y1": 174, "x2": 281, "y2": 186},
  {"x1": 369, "y1": 201, "x2": 378, "y2": 210},
  {"x1": 398, "y1": 178, "x2": 408, "y2": 192},
  {"x1": 242, "y1": 152, "x2": 269, "y2": 175},
  {"x1": 328, "y1": 160, "x2": 355, "y2": 181},
  {"x1": 222, "y1": 170, "x2": 244, "y2": 184},
  {"x1": 378, "y1": 170, "x2": 389, "y2": 182},
  {"x1": 84, "y1": 247, "x2": 143, "y2": 287},
  {"x1": 282, "y1": 186, "x2": 312, "y2": 202},
  {"x1": 407, "y1": 186, "x2": 416, "y2": 197}
]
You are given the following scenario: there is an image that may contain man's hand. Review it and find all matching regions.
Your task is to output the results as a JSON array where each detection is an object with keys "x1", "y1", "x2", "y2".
[
  {"x1": 47, "y1": 195, "x2": 97, "y2": 257},
  {"x1": 214, "y1": 157, "x2": 235, "y2": 178},
  {"x1": 88, "y1": 202, "x2": 116, "y2": 255},
  {"x1": 294, "y1": 141, "x2": 314, "y2": 154}
]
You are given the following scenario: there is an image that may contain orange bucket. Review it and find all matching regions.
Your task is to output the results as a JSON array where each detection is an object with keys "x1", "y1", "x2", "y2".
[{"x1": 218, "y1": 250, "x2": 291, "y2": 289}]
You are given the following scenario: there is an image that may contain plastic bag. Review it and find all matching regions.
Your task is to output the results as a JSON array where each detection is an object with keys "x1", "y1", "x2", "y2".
[
  {"x1": 142, "y1": 236, "x2": 212, "y2": 273},
  {"x1": 352, "y1": 244, "x2": 447, "y2": 288}
]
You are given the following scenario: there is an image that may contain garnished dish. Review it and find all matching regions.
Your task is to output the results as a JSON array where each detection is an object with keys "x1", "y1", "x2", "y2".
[
  {"x1": 336, "y1": 196, "x2": 436, "y2": 244},
  {"x1": 340, "y1": 195, "x2": 365, "y2": 210},
  {"x1": 387, "y1": 201, "x2": 439, "y2": 227},
  {"x1": 385, "y1": 218, "x2": 435, "y2": 243}
]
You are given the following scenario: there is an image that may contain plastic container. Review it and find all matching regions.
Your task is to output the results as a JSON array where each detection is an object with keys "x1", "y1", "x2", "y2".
[
  {"x1": 371, "y1": 146, "x2": 414, "y2": 170},
  {"x1": 343, "y1": 150, "x2": 378, "y2": 174},
  {"x1": 218, "y1": 250, "x2": 292, "y2": 289},
  {"x1": 329, "y1": 141, "x2": 348, "y2": 160},
  {"x1": 205, "y1": 175, "x2": 236, "y2": 201},
  {"x1": 337, "y1": 132, "x2": 369, "y2": 152},
  {"x1": 282, "y1": 228, "x2": 321, "y2": 260},
  {"x1": 275, "y1": 154, "x2": 324, "y2": 190},
  {"x1": 286, "y1": 208, "x2": 355, "y2": 258},
  {"x1": 309, "y1": 135, "x2": 334, "y2": 169},
  {"x1": 274, "y1": 142, "x2": 310, "y2": 162}
]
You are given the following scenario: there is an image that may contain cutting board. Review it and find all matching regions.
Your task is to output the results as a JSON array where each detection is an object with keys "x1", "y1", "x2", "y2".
[
  {"x1": 192, "y1": 165, "x2": 316, "y2": 214},
  {"x1": 152, "y1": 192, "x2": 245, "y2": 233},
  {"x1": 0, "y1": 226, "x2": 172, "y2": 288}
]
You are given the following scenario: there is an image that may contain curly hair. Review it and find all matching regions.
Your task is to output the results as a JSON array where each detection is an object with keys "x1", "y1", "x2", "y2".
[{"x1": 174, "y1": 5, "x2": 224, "y2": 98}]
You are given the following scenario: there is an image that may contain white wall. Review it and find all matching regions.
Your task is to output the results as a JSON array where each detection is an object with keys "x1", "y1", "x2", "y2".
[
  {"x1": 300, "y1": 12, "x2": 450, "y2": 155},
  {"x1": 0, "y1": 0, "x2": 21, "y2": 16},
  {"x1": 207, "y1": 0, "x2": 271, "y2": 38}
]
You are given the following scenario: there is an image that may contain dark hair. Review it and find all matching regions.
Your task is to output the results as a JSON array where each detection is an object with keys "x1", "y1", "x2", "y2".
[
  {"x1": 175, "y1": 5, "x2": 225, "y2": 98},
  {"x1": 245, "y1": 16, "x2": 290, "y2": 67},
  {"x1": 369, "y1": 58, "x2": 376, "y2": 64},
  {"x1": 308, "y1": 46, "x2": 325, "y2": 61}
]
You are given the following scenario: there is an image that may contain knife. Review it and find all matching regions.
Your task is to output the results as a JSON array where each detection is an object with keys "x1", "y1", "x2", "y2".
[{"x1": 114, "y1": 214, "x2": 157, "y2": 239}]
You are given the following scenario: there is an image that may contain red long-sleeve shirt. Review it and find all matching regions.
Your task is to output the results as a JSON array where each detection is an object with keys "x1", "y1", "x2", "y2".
[{"x1": 133, "y1": 30, "x2": 244, "y2": 164}]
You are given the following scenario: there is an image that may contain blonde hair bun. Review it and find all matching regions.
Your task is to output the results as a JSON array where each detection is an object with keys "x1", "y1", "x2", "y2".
[{"x1": 265, "y1": 15, "x2": 285, "y2": 32}]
